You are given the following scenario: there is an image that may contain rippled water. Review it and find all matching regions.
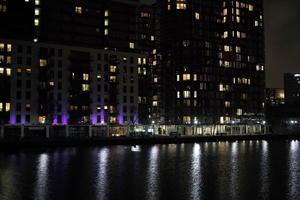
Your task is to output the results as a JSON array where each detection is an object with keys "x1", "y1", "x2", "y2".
[{"x1": 0, "y1": 140, "x2": 300, "y2": 200}]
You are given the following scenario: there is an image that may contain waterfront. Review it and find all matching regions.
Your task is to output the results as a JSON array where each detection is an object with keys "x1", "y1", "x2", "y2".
[{"x1": 0, "y1": 140, "x2": 300, "y2": 200}]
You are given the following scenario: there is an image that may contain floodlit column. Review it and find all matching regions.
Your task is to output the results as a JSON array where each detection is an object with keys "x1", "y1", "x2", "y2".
[
  {"x1": 89, "y1": 125, "x2": 92, "y2": 138},
  {"x1": 21, "y1": 125, "x2": 25, "y2": 138},
  {"x1": 65, "y1": 125, "x2": 69, "y2": 138},
  {"x1": 0, "y1": 126, "x2": 4, "y2": 139},
  {"x1": 46, "y1": 125, "x2": 50, "y2": 138}
]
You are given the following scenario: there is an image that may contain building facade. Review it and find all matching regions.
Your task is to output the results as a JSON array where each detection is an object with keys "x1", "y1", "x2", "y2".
[
  {"x1": 284, "y1": 73, "x2": 300, "y2": 104},
  {"x1": 156, "y1": 0, "x2": 265, "y2": 125},
  {"x1": 0, "y1": 39, "x2": 146, "y2": 125}
]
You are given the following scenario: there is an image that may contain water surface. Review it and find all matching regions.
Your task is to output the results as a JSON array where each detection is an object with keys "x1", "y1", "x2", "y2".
[{"x1": 0, "y1": 140, "x2": 299, "y2": 200}]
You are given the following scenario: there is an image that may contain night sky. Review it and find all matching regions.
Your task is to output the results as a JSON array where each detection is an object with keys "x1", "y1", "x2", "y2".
[
  {"x1": 264, "y1": 0, "x2": 300, "y2": 88},
  {"x1": 142, "y1": 0, "x2": 300, "y2": 88}
]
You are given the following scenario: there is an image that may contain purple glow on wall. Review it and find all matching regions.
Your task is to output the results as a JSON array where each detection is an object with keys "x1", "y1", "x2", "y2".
[
  {"x1": 53, "y1": 117, "x2": 58, "y2": 125},
  {"x1": 134, "y1": 114, "x2": 139, "y2": 125},
  {"x1": 92, "y1": 115, "x2": 97, "y2": 125},
  {"x1": 10, "y1": 115, "x2": 16, "y2": 124},
  {"x1": 62, "y1": 114, "x2": 68, "y2": 125},
  {"x1": 100, "y1": 111, "x2": 105, "y2": 124},
  {"x1": 118, "y1": 114, "x2": 124, "y2": 125}
]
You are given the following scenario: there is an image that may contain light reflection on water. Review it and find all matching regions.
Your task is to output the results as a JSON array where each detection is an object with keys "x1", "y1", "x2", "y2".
[
  {"x1": 288, "y1": 140, "x2": 300, "y2": 199},
  {"x1": 146, "y1": 145, "x2": 159, "y2": 200},
  {"x1": 34, "y1": 154, "x2": 49, "y2": 200},
  {"x1": 190, "y1": 144, "x2": 201, "y2": 200},
  {"x1": 96, "y1": 148, "x2": 109, "y2": 200},
  {"x1": 0, "y1": 141, "x2": 300, "y2": 200}
]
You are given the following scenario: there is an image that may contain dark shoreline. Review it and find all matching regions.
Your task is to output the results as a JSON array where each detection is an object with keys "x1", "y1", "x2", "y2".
[{"x1": 0, "y1": 134, "x2": 300, "y2": 149}]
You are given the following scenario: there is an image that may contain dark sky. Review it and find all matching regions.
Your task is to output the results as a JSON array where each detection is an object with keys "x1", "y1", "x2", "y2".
[
  {"x1": 142, "y1": 0, "x2": 300, "y2": 88},
  {"x1": 264, "y1": 0, "x2": 300, "y2": 88}
]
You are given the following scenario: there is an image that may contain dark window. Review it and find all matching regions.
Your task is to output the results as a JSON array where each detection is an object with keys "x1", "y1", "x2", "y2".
[
  {"x1": 123, "y1": 96, "x2": 127, "y2": 103},
  {"x1": 27, "y1": 46, "x2": 32, "y2": 54},
  {"x1": 26, "y1": 80, "x2": 31, "y2": 88},
  {"x1": 58, "y1": 49, "x2": 62, "y2": 57},
  {"x1": 26, "y1": 92, "x2": 31, "y2": 100},
  {"x1": 16, "y1": 103, "x2": 21, "y2": 111},
  {"x1": 17, "y1": 80, "x2": 22, "y2": 88},
  {"x1": 130, "y1": 96, "x2": 134, "y2": 103},
  {"x1": 17, "y1": 45, "x2": 23, "y2": 53},
  {"x1": 17, "y1": 57, "x2": 22, "y2": 65},
  {"x1": 17, "y1": 91, "x2": 21, "y2": 99},
  {"x1": 58, "y1": 82, "x2": 62, "y2": 90},
  {"x1": 26, "y1": 57, "x2": 32, "y2": 65}
]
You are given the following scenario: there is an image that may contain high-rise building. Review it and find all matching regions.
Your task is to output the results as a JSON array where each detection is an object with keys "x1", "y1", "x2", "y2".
[
  {"x1": 156, "y1": 0, "x2": 265, "y2": 125},
  {"x1": 284, "y1": 73, "x2": 300, "y2": 104}
]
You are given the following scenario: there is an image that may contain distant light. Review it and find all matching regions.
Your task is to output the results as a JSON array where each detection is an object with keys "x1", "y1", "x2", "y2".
[
  {"x1": 152, "y1": 121, "x2": 155, "y2": 124},
  {"x1": 294, "y1": 74, "x2": 300, "y2": 77}
]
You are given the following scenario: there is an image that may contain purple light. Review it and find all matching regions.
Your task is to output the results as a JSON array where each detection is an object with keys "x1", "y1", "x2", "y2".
[
  {"x1": 21, "y1": 116, "x2": 26, "y2": 124},
  {"x1": 134, "y1": 114, "x2": 139, "y2": 125},
  {"x1": 118, "y1": 114, "x2": 124, "y2": 125},
  {"x1": 62, "y1": 114, "x2": 68, "y2": 125},
  {"x1": 100, "y1": 111, "x2": 105, "y2": 124},
  {"x1": 53, "y1": 117, "x2": 58, "y2": 125},
  {"x1": 92, "y1": 115, "x2": 97, "y2": 125},
  {"x1": 10, "y1": 116, "x2": 16, "y2": 124}
]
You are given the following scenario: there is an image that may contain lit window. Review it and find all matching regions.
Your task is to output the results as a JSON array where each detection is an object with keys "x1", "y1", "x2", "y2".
[
  {"x1": 176, "y1": 3, "x2": 187, "y2": 10},
  {"x1": 110, "y1": 65, "x2": 117, "y2": 72},
  {"x1": 104, "y1": 19, "x2": 109, "y2": 26},
  {"x1": 35, "y1": 8, "x2": 40, "y2": 16},
  {"x1": 104, "y1": 29, "x2": 108, "y2": 35},
  {"x1": 49, "y1": 81, "x2": 55, "y2": 86},
  {"x1": 35, "y1": 0, "x2": 40, "y2": 5},
  {"x1": 82, "y1": 84, "x2": 90, "y2": 91},
  {"x1": 237, "y1": 108, "x2": 243, "y2": 116},
  {"x1": 38, "y1": 116, "x2": 46, "y2": 124},
  {"x1": 6, "y1": 56, "x2": 11, "y2": 64},
  {"x1": 75, "y1": 6, "x2": 82, "y2": 14},
  {"x1": 249, "y1": 4, "x2": 253, "y2": 11},
  {"x1": 39, "y1": 59, "x2": 47, "y2": 67},
  {"x1": 177, "y1": 91, "x2": 180, "y2": 98},
  {"x1": 83, "y1": 73, "x2": 89, "y2": 81},
  {"x1": 0, "y1": 103, "x2": 2, "y2": 111},
  {"x1": 225, "y1": 101, "x2": 231, "y2": 108},
  {"x1": 34, "y1": 18, "x2": 39, "y2": 26},
  {"x1": 109, "y1": 76, "x2": 117, "y2": 82},
  {"x1": 0, "y1": 68, "x2": 3, "y2": 74},
  {"x1": 195, "y1": 12, "x2": 200, "y2": 20},
  {"x1": 105, "y1": 10, "x2": 109, "y2": 17},
  {"x1": 183, "y1": 74, "x2": 190, "y2": 81},
  {"x1": 0, "y1": 43, "x2": 4, "y2": 51},
  {"x1": 177, "y1": 74, "x2": 180, "y2": 81},
  {"x1": 183, "y1": 91, "x2": 191, "y2": 98},
  {"x1": 152, "y1": 101, "x2": 158, "y2": 106},
  {"x1": 183, "y1": 116, "x2": 191, "y2": 124},
  {"x1": 5, "y1": 103, "x2": 10, "y2": 112},
  {"x1": 6, "y1": 68, "x2": 11, "y2": 76},
  {"x1": 194, "y1": 91, "x2": 197, "y2": 98},
  {"x1": 129, "y1": 42, "x2": 135, "y2": 49},
  {"x1": 110, "y1": 116, "x2": 116, "y2": 123},
  {"x1": 7, "y1": 44, "x2": 12, "y2": 52}
]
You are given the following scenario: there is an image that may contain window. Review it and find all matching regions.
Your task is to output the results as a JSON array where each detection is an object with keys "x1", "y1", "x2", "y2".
[
  {"x1": 183, "y1": 74, "x2": 190, "y2": 81},
  {"x1": 129, "y1": 42, "x2": 135, "y2": 49},
  {"x1": 104, "y1": 19, "x2": 109, "y2": 26},
  {"x1": 82, "y1": 84, "x2": 90, "y2": 91},
  {"x1": 83, "y1": 73, "x2": 89, "y2": 81},
  {"x1": 110, "y1": 65, "x2": 117, "y2": 72},
  {"x1": 34, "y1": 18, "x2": 39, "y2": 26},
  {"x1": 0, "y1": 103, "x2": 2, "y2": 111},
  {"x1": 183, "y1": 116, "x2": 191, "y2": 124},
  {"x1": 35, "y1": 8, "x2": 40, "y2": 16},
  {"x1": 104, "y1": 10, "x2": 109, "y2": 17},
  {"x1": 75, "y1": 6, "x2": 82, "y2": 14},
  {"x1": 39, "y1": 59, "x2": 47, "y2": 67},
  {"x1": 195, "y1": 12, "x2": 200, "y2": 20},
  {"x1": 183, "y1": 91, "x2": 191, "y2": 98},
  {"x1": 104, "y1": 29, "x2": 109, "y2": 35},
  {"x1": 38, "y1": 116, "x2": 46, "y2": 124}
]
